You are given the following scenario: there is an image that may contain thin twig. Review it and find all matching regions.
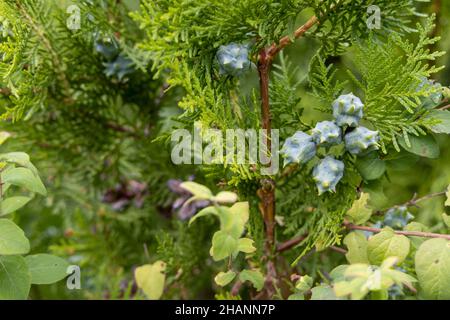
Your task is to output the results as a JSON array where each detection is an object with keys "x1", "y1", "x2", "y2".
[
  {"x1": 329, "y1": 246, "x2": 347, "y2": 254},
  {"x1": 344, "y1": 222, "x2": 450, "y2": 240},
  {"x1": 407, "y1": 191, "x2": 446, "y2": 206},
  {"x1": 278, "y1": 188, "x2": 449, "y2": 254},
  {"x1": 375, "y1": 191, "x2": 446, "y2": 215},
  {"x1": 276, "y1": 235, "x2": 307, "y2": 252},
  {"x1": 230, "y1": 280, "x2": 243, "y2": 297},
  {"x1": 105, "y1": 122, "x2": 141, "y2": 138},
  {"x1": 266, "y1": 16, "x2": 319, "y2": 62},
  {"x1": 277, "y1": 224, "x2": 450, "y2": 256}
]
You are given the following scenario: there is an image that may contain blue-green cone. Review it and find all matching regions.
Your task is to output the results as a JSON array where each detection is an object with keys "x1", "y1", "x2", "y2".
[
  {"x1": 103, "y1": 54, "x2": 135, "y2": 80},
  {"x1": 383, "y1": 206, "x2": 414, "y2": 229},
  {"x1": 332, "y1": 93, "x2": 364, "y2": 127},
  {"x1": 216, "y1": 43, "x2": 251, "y2": 77},
  {"x1": 280, "y1": 131, "x2": 316, "y2": 167},
  {"x1": 417, "y1": 77, "x2": 443, "y2": 109},
  {"x1": 95, "y1": 38, "x2": 119, "y2": 61},
  {"x1": 311, "y1": 121, "x2": 342, "y2": 147},
  {"x1": 312, "y1": 156, "x2": 345, "y2": 195},
  {"x1": 344, "y1": 127, "x2": 379, "y2": 155}
]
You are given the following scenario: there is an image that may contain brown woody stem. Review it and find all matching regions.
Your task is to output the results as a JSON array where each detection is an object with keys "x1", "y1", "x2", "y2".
[
  {"x1": 255, "y1": 16, "x2": 319, "y2": 297},
  {"x1": 344, "y1": 222, "x2": 450, "y2": 240}
]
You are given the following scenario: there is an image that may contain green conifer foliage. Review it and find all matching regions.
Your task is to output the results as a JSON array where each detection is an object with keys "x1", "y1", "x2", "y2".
[{"x1": 0, "y1": 0, "x2": 449, "y2": 301}]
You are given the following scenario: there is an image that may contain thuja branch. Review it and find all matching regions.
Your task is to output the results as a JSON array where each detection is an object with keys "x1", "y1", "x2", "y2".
[
  {"x1": 344, "y1": 222, "x2": 450, "y2": 240},
  {"x1": 257, "y1": 48, "x2": 277, "y2": 294},
  {"x1": 16, "y1": 1, "x2": 71, "y2": 96},
  {"x1": 256, "y1": 15, "x2": 319, "y2": 295},
  {"x1": 398, "y1": 191, "x2": 446, "y2": 208},
  {"x1": 276, "y1": 234, "x2": 307, "y2": 252},
  {"x1": 277, "y1": 224, "x2": 450, "y2": 254},
  {"x1": 375, "y1": 191, "x2": 446, "y2": 215},
  {"x1": 266, "y1": 15, "x2": 319, "y2": 62},
  {"x1": 257, "y1": 15, "x2": 320, "y2": 242}
]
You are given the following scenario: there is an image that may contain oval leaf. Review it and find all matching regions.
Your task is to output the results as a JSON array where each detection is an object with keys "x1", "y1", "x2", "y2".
[
  {"x1": 346, "y1": 193, "x2": 372, "y2": 225},
  {"x1": 425, "y1": 110, "x2": 450, "y2": 134},
  {"x1": 25, "y1": 254, "x2": 70, "y2": 285},
  {"x1": 0, "y1": 196, "x2": 32, "y2": 216},
  {"x1": 415, "y1": 238, "x2": 450, "y2": 299},
  {"x1": 0, "y1": 152, "x2": 38, "y2": 175},
  {"x1": 355, "y1": 153, "x2": 386, "y2": 181},
  {"x1": 179, "y1": 181, "x2": 212, "y2": 199},
  {"x1": 1, "y1": 167, "x2": 47, "y2": 196},
  {"x1": 210, "y1": 230, "x2": 238, "y2": 261},
  {"x1": 398, "y1": 134, "x2": 440, "y2": 159},
  {"x1": 237, "y1": 237, "x2": 256, "y2": 254},
  {"x1": 0, "y1": 255, "x2": 31, "y2": 300},
  {"x1": 367, "y1": 228, "x2": 410, "y2": 265},
  {"x1": 310, "y1": 285, "x2": 340, "y2": 300},
  {"x1": 0, "y1": 219, "x2": 30, "y2": 255},
  {"x1": 214, "y1": 270, "x2": 236, "y2": 287},
  {"x1": 239, "y1": 269, "x2": 264, "y2": 291},
  {"x1": 211, "y1": 191, "x2": 238, "y2": 204},
  {"x1": 344, "y1": 231, "x2": 369, "y2": 264},
  {"x1": 134, "y1": 261, "x2": 166, "y2": 300}
]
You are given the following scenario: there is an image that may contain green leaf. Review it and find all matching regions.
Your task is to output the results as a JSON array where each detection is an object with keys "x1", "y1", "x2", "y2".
[
  {"x1": 179, "y1": 181, "x2": 212, "y2": 199},
  {"x1": 1, "y1": 167, "x2": 47, "y2": 196},
  {"x1": 355, "y1": 153, "x2": 386, "y2": 180},
  {"x1": 310, "y1": 285, "x2": 340, "y2": 300},
  {"x1": 218, "y1": 207, "x2": 245, "y2": 238},
  {"x1": 24, "y1": 254, "x2": 69, "y2": 285},
  {"x1": 334, "y1": 280, "x2": 367, "y2": 300},
  {"x1": 229, "y1": 202, "x2": 249, "y2": 226},
  {"x1": 367, "y1": 228, "x2": 410, "y2": 265},
  {"x1": 0, "y1": 255, "x2": 31, "y2": 300},
  {"x1": 237, "y1": 237, "x2": 256, "y2": 254},
  {"x1": 134, "y1": 260, "x2": 166, "y2": 300},
  {"x1": 188, "y1": 206, "x2": 218, "y2": 225},
  {"x1": 346, "y1": 193, "x2": 372, "y2": 225},
  {"x1": 415, "y1": 238, "x2": 450, "y2": 299},
  {"x1": 329, "y1": 265, "x2": 349, "y2": 282},
  {"x1": 364, "y1": 180, "x2": 388, "y2": 210},
  {"x1": 398, "y1": 134, "x2": 440, "y2": 159},
  {"x1": 217, "y1": 202, "x2": 250, "y2": 238},
  {"x1": 239, "y1": 269, "x2": 264, "y2": 291},
  {"x1": 404, "y1": 222, "x2": 429, "y2": 248},
  {"x1": 0, "y1": 219, "x2": 30, "y2": 255},
  {"x1": 425, "y1": 110, "x2": 450, "y2": 134},
  {"x1": 211, "y1": 191, "x2": 238, "y2": 204},
  {"x1": 287, "y1": 293, "x2": 305, "y2": 300},
  {"x1": 214, "y1": 270, "x2": 236, "y2": 287},
  {"x1": 210, "y1": 230, "x2": 238, "y2": 261},
  {"x1": 295, "y1": 275, "x2": 313, "y2": 293},
  {"x1": 0, "y1": 152, "x2": 38, "y2": 175},
  {"x1": 344, "y1": 231, "x2": 369, "y2": 264},
  {"x1": 0, "y1": 196, "x2": 32, "y2": 216}
]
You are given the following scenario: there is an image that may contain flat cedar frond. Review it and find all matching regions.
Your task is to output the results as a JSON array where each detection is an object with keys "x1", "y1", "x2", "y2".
[
  {"x1": 352, "y1": 17, "x2": 444, "y2": 152},
  {"x1": 311, "y1": 16, "x2": 444, "y2": 153}
]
